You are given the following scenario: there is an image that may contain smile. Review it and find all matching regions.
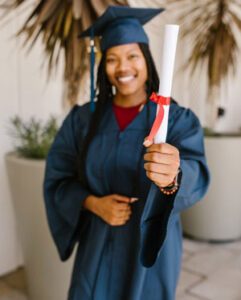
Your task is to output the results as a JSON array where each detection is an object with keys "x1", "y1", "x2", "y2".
[{"x1": 117, "y1": 75, "x2": 135, "y2": 83}]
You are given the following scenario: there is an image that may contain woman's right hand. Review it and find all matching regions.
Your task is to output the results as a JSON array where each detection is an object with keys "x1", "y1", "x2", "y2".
[{"x1": 83, "y1": 194, "x2": 138, "y2": 226}]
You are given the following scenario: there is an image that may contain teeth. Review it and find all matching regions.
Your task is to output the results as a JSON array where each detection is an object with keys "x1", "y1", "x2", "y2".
[{"x1": 118, "y1": 76, "x2": 134, "y2": 82}]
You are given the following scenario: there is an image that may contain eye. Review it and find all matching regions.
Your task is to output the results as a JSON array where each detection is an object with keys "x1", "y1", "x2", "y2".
[
  {"x1": 106, "y1": 57, "x2": 117, "y2": 63},
  {"x1": 129, "y1": 54, "x2": 138, "y2": 59}
]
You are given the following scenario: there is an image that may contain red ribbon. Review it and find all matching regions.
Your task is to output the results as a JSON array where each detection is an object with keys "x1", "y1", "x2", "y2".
[{"x1": 147, "y1": 92, "x2": 171, "y2": 142}]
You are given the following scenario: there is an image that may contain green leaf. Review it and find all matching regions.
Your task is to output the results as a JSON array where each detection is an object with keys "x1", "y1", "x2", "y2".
[{"x1": 7, "y1": 115, "x2": 59, "y2": 159}]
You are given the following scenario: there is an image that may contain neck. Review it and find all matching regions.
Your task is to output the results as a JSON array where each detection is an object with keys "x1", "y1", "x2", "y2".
[{"x1": 113, "y1": 89, "x2": 147, "y2": 108}]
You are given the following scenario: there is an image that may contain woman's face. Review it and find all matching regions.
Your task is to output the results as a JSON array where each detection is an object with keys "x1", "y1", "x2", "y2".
[{"x1": 105, "y1": 43, "x2": 148, "y2": 98}]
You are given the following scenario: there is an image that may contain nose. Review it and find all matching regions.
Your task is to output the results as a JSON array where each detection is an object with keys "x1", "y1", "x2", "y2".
[{"x1": 117, "y1": 57, "x2": 130, "y2": 72}]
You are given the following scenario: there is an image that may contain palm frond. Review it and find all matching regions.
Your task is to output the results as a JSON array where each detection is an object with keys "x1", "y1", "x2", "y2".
[
  {"x1": 1, "y1": 0, "x2": 129, "y2": 106},
  {"x1": 165, "y1": 0, "x2": 241, "y2": 90},
  {"x1": 163, "y1": 0, "x2": 241, "y2": 128}
]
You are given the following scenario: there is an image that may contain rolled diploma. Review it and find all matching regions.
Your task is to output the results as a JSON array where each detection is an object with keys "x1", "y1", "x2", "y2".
[
  {"x1": 154, "y1": 24, "x2": 179, "y2": 144},
  {"x1": 139, "y1": 26, "x2": 180, "y2": 269}
]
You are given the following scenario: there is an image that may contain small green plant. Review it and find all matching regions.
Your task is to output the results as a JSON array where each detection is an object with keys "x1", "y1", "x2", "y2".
[{"x1": 8, "y1": 116, "x2": 59, "y2": 159}]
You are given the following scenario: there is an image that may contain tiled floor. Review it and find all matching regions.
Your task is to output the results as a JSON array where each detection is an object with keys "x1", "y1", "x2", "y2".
[
  {"x1": 1, "y1": 237, "x2": 241, "y2": 300},
  {"x1": 176, "y1": 237, "x2": 241, "y2": 300}
]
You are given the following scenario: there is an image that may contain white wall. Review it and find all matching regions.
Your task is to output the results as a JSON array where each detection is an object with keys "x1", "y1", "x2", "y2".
[
  {"x1": 0, "y1": 1, "x2": 241, "y2": 276},
  {"x1": 0, "y1": 9, "x2": 63, "y2": 275},
  {"x1": 130, "y1": 0, "x2": 241, "y2": 132}
]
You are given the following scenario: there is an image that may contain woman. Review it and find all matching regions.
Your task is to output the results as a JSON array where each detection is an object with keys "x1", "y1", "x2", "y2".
[{"x1": 43, "y1": 6, "x2": 210, "y2": 300}]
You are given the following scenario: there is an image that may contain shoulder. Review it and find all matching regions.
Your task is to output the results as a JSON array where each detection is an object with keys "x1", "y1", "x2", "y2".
[
  {"x1": 57, "y1": 103, "x2": 91, "y2": 146},
  {"x1": 169, "y1": 98, "x2": 201, "y2": 128},
  {"x1": 61, "y1": 102, "x2": 92, "y2": 138},
  {"x1": 148, "y1": 98, "x2": 201, "y2": 134},
  {"x1": 167, "y1": 99, "x2": 203, "y2": 143},
  {"x1": 68, "y1": 103, "x2": 91, "y2": 128}
]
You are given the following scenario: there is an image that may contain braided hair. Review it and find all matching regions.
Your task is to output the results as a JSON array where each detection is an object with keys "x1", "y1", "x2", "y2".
[{"x1": 78, "y1": 43, "x2": 159, "y2": 187}]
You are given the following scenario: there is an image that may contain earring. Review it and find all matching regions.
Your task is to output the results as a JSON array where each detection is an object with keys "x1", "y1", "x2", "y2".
[{"x1": 112, "y1": 85, "x2": 116, "y2": 95}]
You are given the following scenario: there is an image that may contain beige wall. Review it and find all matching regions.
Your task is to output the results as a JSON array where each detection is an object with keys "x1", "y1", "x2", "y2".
[
  {"x1": 130, "y1": 0, "x2": 241, "y2": 132},
  {"x1": 0, "y1": 8, "x2": 63, "y2": 275},
  {"x1": 0, "y1": 0, "x2": 240, "y2": 275}
]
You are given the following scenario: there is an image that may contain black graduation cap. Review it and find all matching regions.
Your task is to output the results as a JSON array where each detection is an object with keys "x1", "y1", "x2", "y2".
[{"x1": 78, "y1": 5, "x2": 164, "y2": 112}]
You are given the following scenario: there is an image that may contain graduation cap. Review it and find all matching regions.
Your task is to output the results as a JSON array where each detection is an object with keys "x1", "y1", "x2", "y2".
[{"x1": 78, "y1": 5, "x2": 164, "y2": 112}]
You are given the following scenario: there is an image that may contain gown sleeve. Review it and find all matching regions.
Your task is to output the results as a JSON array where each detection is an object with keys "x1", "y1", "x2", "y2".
[
  {"x1": 43, "y1": 105, "x2": 91, "y2": 261},
  {"x1": 140, "y1": 106, "x2": 210, "y2": 267}
]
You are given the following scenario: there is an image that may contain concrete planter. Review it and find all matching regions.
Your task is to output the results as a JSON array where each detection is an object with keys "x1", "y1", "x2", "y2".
[
  {"x1": 181, "y1": 137, "x2": 241, "y2": 241},
  {"x1": 5, "y1": 152, "x2": 74, "y2": 300}
]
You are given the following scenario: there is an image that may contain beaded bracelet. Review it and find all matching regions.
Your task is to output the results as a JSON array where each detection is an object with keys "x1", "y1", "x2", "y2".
[
  {"x1": 160, "y1": 168, "x2": 181, "y2": 195},
  {"x1": 160, "y1": 174, "x2": 180, "y2": 195},
  {"x1": 160, "y1": 185, "x2": 179, "y2": 195}
]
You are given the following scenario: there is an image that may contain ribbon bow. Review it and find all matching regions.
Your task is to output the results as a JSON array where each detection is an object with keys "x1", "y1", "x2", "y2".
[{"x1": 147, "y1": 92, "x2": 171, "y2": 142}]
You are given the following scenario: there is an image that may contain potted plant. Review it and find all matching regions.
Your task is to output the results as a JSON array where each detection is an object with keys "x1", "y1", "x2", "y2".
[
  {"x1": 5, "y1": 116, "x2": 76, "y2": 300},
  {"x1": 164, "y1": 0, "x2": 241, "y2": 241},
  {"x1": 181, "y1": 129, "x2": 241, "y2": 241}
]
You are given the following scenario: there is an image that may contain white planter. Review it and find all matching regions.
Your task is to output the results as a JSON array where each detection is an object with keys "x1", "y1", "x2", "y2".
[
  {"x1": 181, "y1": 137, "x2": 241, "y2": 241},
  {"x1": 5, "y1": 153, "x2": 75, "y2": 300}
]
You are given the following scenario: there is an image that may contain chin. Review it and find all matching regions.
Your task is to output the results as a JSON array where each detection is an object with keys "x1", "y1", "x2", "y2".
[{"x1": 117, "y1": 87, "x2": 138, "y2": 97}]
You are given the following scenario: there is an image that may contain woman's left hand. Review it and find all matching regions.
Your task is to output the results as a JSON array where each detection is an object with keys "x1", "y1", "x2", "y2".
[{"x1": 143, "y1": 142, "x2": 180, "y2": 188}]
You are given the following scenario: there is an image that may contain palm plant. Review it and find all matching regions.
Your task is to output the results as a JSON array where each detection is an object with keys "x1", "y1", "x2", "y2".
[
  {"x1": 0, "y1": 0, "x2": 128, "y2": 107},
  {"x1": 165, "y1": 0, "x2": 241, "y2": 130}
]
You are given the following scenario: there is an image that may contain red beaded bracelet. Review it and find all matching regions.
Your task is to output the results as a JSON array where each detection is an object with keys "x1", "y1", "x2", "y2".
[
  {"x1": 160, "y1": 185, "x2": 179, "y2": 195},
  {"x1": 160, "y1": 172, "x2": 180, "y2": 195}
]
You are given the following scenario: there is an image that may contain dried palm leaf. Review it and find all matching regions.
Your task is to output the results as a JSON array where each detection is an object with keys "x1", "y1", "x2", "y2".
[
  {"x1": 164, "y1": 0, "x2": 241, "y2": 128},
  {"x1": 1, "y1": 0, "x2": 129, "y2": 107}
]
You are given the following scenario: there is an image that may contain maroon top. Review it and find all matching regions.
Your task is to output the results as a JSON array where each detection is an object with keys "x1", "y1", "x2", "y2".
[{"x1": 113, "y1": 103, "x2": 142, "y2": 131}]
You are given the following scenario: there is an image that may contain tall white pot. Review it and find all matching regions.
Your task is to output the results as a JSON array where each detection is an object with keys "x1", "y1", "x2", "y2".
[
  {"x1": 5, "y1": 152, "x2": 75, "y2": 300},
  {"x1": 181, "y1": 137, "x2": 241, "y2": 241}
]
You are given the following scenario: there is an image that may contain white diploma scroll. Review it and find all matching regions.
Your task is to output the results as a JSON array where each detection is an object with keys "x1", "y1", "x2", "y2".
[{"x1": 154, "y1": 24, "x2": 179, "y2": 144}]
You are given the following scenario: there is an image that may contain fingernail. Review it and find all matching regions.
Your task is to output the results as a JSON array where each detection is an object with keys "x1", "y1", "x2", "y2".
[
  {"x1": 143, "y1": 139, "x2": 152, "y2": 147},
  {"x1": 131, "y1": 197, "x2": 139, "y2": 202}
]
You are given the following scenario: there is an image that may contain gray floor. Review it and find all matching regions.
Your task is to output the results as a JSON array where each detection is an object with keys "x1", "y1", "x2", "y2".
[
  {"x1": 177, "y1": 237, "x2": 241, "y2": 300},
  {"x1": 1, "y1": 237, "x2": 241, "y2": 300}
]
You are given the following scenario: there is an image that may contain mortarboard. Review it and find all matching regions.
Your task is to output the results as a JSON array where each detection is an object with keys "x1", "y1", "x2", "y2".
[{"x1": 78, "y1": 5, "x2": 164, "y2": 112}]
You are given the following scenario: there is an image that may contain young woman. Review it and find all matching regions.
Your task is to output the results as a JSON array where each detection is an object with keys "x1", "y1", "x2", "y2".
[{"x1": 43, "y1": 6, "x2": 210, "y2": 300}]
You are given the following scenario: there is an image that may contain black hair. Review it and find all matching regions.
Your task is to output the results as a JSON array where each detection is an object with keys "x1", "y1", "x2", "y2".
[{"x1": 78, "y1": 43, "x2": 159, "y2": 187}]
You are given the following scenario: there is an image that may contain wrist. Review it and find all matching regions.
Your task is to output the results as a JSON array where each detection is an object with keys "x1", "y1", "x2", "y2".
[
  {"x1": 83, "y1": 195, "x2": 99, "y2": 214},
  {"x1": 166, "y1": 181, "x2": 175, "y2": 188},
  {"x1": 160, "y1": 168, "x2": 182, "y2": 195}
]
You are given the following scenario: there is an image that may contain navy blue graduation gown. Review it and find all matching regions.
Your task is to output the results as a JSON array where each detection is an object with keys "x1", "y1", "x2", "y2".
[{"x1": 43, "y1": 100, "x2": 209, "y2": 300}]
